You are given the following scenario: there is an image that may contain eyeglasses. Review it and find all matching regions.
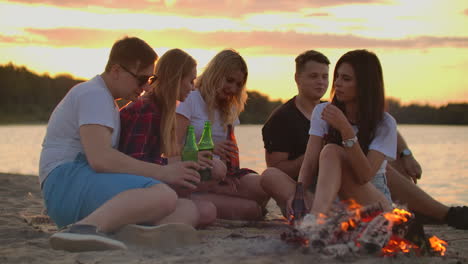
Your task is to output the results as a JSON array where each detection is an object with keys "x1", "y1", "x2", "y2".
[{"x1": 119, "y1": 64, "x2": 157, "y2": 86}]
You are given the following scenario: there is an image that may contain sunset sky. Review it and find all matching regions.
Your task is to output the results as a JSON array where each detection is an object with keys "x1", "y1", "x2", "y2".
[{"x1": 1, "y1": 0, "x2": 467, "y2": 105}]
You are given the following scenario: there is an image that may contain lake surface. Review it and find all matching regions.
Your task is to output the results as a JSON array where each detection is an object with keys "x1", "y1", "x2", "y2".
[{"x1": 1, "y1": 124, "x2": 467, "y2": 205}]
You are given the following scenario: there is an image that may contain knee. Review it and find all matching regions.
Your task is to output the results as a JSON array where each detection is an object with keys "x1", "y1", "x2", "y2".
[
  {"x1": 177, "y1": 198, "x2": 200, "y2": 226},
  {"x1": 148, "y1": 184, "x2": 178, "y2": 214},
  {"x1": 319, "y1": 143, "x2": 343, "y2": 161},
  {"x1": 196, "y1": 201, "x2": 217, "y2": 227},
  {"x1": 260, "y1": 167, "x2": 284, "y2": 188}
]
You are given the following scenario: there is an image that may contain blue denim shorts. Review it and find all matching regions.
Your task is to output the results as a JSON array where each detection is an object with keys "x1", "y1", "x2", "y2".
[
  {"x1": 42, "y1": 153, "x2": 162, "y2": 228},
  {"x1": 371, "y1": 173, "x2": 392, "y2": 203}
]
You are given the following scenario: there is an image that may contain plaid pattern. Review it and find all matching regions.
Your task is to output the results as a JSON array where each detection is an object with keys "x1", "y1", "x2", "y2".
[
  {"x1": 226, "y1": 168, "x2": 257, "y2": 179},
  {"x1": 119, "y1": 97, "x2": 168, "y2": 165}
]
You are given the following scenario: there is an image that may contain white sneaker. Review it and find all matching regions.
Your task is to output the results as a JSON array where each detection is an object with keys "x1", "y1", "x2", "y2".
[{"x1": 49, "y1": 224, "x2": 127, "y2": 252}]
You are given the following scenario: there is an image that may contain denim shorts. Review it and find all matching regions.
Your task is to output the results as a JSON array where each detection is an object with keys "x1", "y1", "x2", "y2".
[
  {"x1": 42, "y1": 153, "x2": 162, "y2": 228},
  {"x1": 371, "y1": 173, "x2": 392, "y2": 203}
]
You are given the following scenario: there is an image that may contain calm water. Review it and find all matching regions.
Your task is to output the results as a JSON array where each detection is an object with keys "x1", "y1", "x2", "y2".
[{"x1": 1, "y1": 124, "x2": 467, "y2": 205}]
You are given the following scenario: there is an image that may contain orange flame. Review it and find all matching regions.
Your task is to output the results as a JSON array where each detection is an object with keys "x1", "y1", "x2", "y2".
[
  {"x1": 317, "y1": 213, "x2": 327, "y2": 225},
  {"x1": 340, "y1": 219, "x2": 357, "y2": 232},
  {"x1": 346, "y1": 199, "x2": 362, "y2": 210},
  {"x1": 383, "y1": 208, "x2": 412, "y2": 224},
  {"x1": 429, "y1": 236, "x2": 448, "y2": 256},
  {"x1": 382, "y1": 236, "x2": 419, "y2": 256}
]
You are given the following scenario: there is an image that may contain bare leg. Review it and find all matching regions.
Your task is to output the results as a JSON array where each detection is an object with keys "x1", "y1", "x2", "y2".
[
  {"x1": 386, "y1": 165, "x2": 448, "y2": 221},
  {"x1": 312, "y1": 144, "x2": 392, "y2": 215},
  {"x1": 156, "y1": 198, "x2": 201, "y2": 227},
  {"x1": 215, "y1": 173, "x2": 270, "y2": 207},
  {"x1": 260, "y1": 167, "x2": 314, "y2": 217},
  {"x1": 236, "y1": 173, "x2": 270, "y2": 207},
  {"x1": 191, "y1": 193, "x2": 263, "y2": 220},
  {"x1": 190, "y1": 199, "x2": 217, "y2": 227},
  {"x1": 77, "y1": 184, "x2": 179, "y2": 232}
]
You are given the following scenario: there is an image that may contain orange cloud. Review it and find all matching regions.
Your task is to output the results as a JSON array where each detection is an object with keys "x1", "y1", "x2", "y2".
[
  {"x1": 464, "y1": 8, "x2": 468, "y2": 16},
  {"x1": 4, "y1": 28, "x2": 467, "y2": 54},
  {"x1": 8, "y1": 0, "x2": 384, "y2": 17}
]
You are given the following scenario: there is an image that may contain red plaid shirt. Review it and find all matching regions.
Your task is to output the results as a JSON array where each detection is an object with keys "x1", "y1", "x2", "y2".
[{"x1": 119, "y1": 96, "x2": 168, "y2": 165}]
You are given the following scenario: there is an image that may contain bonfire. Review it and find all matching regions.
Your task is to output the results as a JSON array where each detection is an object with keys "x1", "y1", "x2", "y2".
[{"x1": 281, "y1": 199, "x2": 448, "y2": 258}]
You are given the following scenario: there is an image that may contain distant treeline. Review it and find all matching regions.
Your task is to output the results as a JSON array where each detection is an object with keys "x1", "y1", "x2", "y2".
[
  {"x1": 0, "y1": 63, "x2": 467, "y2": 125},
  {"x1": 0, "y1": 63, "x2": 85, "y2": 123}
]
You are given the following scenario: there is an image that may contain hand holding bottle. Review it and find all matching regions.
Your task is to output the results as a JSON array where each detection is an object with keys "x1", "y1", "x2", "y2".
[
  {"x1": 286, "y1": 182, "x2": 309, "y2": 224},
  {"x1": 213, "y1": 140, "x2": 238, "y2": 160},
  {"x1": 159, "y1": 161, "x2": 201, "y2": 189},
  {"x1": 198, "y1": 150, "x2": 214, "y2": 171}
]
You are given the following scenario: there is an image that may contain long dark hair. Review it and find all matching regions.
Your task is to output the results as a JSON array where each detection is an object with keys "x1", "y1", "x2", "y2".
[{"x1": 327, "y1": 49, "x2": 385, "y2": 154}]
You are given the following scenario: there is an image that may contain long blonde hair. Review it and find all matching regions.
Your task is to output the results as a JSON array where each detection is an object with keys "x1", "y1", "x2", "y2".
[
  {"x1": 196, "y1": 49, "x2": 248, "y2": 126},
  {"x1": 149, "y1": 48, "x2": 196, "y2": 157}
]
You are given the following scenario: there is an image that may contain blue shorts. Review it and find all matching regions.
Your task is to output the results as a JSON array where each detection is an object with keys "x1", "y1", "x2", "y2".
[
  {"x1": 371, "y1": 173, "x2": 392, "y2": 203},
  {"x1": 42, "y1": 153, "x2": 162, "y2": 228}
]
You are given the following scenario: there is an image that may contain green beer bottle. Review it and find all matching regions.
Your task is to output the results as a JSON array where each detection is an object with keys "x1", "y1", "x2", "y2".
[
  {"x1": 197, "y1": 121, "x2": 214, "y2": 181},
  {"x1": 182, "y1": 125, "x2": 198, "y2": 163}
]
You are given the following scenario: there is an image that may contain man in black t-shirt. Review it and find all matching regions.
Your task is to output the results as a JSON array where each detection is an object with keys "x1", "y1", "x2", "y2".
[{"x1": 260, "y1": 50, "x2": 468, "y2": 229}]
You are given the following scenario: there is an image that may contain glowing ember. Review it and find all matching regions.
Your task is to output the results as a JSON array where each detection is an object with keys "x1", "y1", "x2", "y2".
[
  {"x1": 282, "y1": 200, "x2": 449, "y2": 258},
  {"x1": 429, "y1": 236, "x2": 448, "y2": 256},
  {"x1": 381, "y1": 236, "x2": 420, "y2": 256}
]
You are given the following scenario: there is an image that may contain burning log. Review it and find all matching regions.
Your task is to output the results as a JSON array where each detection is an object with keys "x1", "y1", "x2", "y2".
[
  {"x1": 281, "y1": 201, "x2": 449, "y2": 258},
  {"x1": 357, "y1": 213, "x2": 394, "y2": 254},
  {"x1": 304, "y1": 201, "x2": 384, "y2": 248}
]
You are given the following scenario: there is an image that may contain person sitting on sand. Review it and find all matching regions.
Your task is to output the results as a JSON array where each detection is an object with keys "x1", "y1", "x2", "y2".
[
  {"x1": 261, "y1": 49, "x2": 468, "y2": 229},
  {"x1": 263, "y1": 49, "x2": 398, "y2": 217},
  {"x1": 39, "y1": 37, "x2": 204, "y2": 252},
  {"x1": 175, "y1": 49, "x2": 270, "y2": 220},
  {"x1": 119, "y1": 48, "x2": 223, "y2": 226}
]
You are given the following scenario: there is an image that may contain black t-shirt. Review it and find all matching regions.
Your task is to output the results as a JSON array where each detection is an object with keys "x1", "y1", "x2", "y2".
[{"x1": 262, "y1": 96, "x2": 310, "y2": 160}]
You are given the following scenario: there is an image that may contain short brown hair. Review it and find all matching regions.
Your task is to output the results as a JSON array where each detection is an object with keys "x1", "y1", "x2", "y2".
[
  {"x1": 295, "y1": 50, "x2": 330, "y2": 75},
  {"x1": 105, "y1": 36, "x2": 157, "y2": 72}
]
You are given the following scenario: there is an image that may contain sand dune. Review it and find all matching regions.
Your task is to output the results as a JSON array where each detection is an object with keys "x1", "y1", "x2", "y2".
[{"x1": 1, "y1": 173, "x2": 467, "y2": 264}]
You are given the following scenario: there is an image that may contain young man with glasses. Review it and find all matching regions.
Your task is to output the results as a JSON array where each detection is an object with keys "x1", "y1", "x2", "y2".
[{"x1": 39, "y1": 37, "x2": 203, "y2": 252}]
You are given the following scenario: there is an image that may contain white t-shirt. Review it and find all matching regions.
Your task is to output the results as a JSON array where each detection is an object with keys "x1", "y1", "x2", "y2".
[
  {"x1": 39, "y1": 75, "x2": 120, "y2": 184},
  {"x1": 309, "y1": 102, "x2": 397, "y2": 174},
  {"x1": 176, "y1": 90, "x2": 240, "y2": 143}
]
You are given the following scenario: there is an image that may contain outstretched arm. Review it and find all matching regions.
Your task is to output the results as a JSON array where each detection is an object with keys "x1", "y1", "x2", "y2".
[{"x1": 80, "y1": 124, "x2": 201, "y2": 189}]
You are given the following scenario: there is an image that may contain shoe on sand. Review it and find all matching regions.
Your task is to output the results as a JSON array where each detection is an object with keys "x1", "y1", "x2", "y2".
[
  {"x1": 446, "y1": 206, "x2": 468, "y2": 230},
  {"x1": 49, "y1": 224, "x2": 127, "y2": 252},
  {"x1": 113, "y1": 223, "x2": 200, "y2": 249}
]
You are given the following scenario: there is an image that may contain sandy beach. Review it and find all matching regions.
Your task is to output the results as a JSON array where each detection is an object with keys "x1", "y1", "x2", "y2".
[{"x1": 1, "y1": 172, "x2": 467, "y2": 264}]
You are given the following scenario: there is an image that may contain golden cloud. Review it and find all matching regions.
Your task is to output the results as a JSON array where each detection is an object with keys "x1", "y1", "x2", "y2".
[
  {"x1": 8, "y1": 0, "x2": 384, "y2": 17},
  {"x1": 2, "y1": 28, "x2": 467, "y2": 54}
]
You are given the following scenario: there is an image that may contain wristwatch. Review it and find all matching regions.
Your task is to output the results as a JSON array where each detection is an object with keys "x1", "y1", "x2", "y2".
[
  {"x1": 400, "y1": 148, "x2": 412, "y2": 158},
  {"x1": 342, "y1": 136, "x2": 358, "y2": 148}
]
